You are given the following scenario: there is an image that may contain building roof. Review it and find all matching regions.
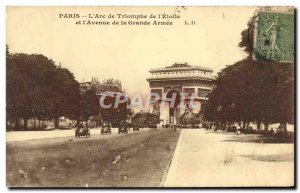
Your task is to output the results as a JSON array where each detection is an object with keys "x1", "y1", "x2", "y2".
[
  {"x1": 149, "y1": 63, "x2": 213, "y2": 73},
  {"x1": 147, "y1": 63, "x2": 215, "y2": 82},
  {"x1": 147, "y1": 76, "x2": 214, "y2": 82}
]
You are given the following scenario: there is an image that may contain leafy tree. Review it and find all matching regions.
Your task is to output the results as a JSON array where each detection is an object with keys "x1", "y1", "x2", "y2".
[
  {"x1": 203, "y1": 14, "x2": 294, "y2": 130},
  {"x1": 98, "y1": 80, "x2": 132, "y2": 126},
  {"x1": 179, "y1": 111, "x2": 192, "y2": 125},
  {"x1": 180, "y1": 111, "x2": 200, "y2": 126},
  {"x1": 51, "y1": 66, "x2": 81, "y2": 128},
  {"x1": 132, "y1": 113, "x2": 147, "y2": 125},
  {"x1": 79, "y1": 78, "x2": 127, "y2": 127},
  {"x1": 7, "y1": 53, "x2": 57, "y2": 130},
  {"x1": 132, "y1": 112, "x2": 160, "y2": 126},
  {"x1": 7, "y1": 52, "x2": 81, "y2": 130},
  {"x1": 80, "y1": 89, "x2": 99, "y2": 124},
  {"x1": 100, "y1": 101, "x2": 131, "y2": 127}
]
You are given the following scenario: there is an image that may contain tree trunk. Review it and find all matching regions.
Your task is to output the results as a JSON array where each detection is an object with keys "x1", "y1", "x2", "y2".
[
  {"x1": 33, "y1": 118, "x2": 36, "y2": 129},
  {"x1": 242, "y1": 121, "x2": 246, "y2": 129},
  {"x1": 23, "y1": 118, "x2": 28, "y2": 130},
  {"x1": 264, "y1": 122, "x2": 269, "y2": 131},
  {"x1": 15, "y1": 117, "x2": 20, "y2": 130},
  {"x1": 54, "y1": 117, "x2": 59, "y2": 129},
  {"x1": 246, "y1": 121, "x2": 249, "y2": 129},
  {"x1": 257, "y1": 120, "x2": 261, "y2": 130}
]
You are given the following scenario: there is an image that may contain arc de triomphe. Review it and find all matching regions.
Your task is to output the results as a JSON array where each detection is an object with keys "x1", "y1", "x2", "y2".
[{"x1": 146, "y1": 63, "x2": 214, "y2": 125}]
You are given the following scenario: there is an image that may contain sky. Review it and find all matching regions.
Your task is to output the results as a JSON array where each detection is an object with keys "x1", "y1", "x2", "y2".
[{"x1": 7, "y1": 6, "x2": 257, "y2": 95}]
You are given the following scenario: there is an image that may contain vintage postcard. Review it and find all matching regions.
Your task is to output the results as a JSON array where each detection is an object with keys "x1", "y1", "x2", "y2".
[{"x1": 6, "y1": 6, "x2": 295, "y2": 188}]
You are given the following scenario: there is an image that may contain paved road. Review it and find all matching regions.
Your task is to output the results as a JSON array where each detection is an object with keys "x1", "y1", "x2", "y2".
[
  {"x1": 164, "y1": 129, "x2": 294, "y2": 187},
  {"x1": 6, "y1": 127, "x2": 149, "y2": 142}
]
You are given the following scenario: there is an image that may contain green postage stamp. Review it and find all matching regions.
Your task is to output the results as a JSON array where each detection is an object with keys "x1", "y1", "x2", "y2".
[{"x1": 254, "y1": 11, "x2": 294, "y2": 62}]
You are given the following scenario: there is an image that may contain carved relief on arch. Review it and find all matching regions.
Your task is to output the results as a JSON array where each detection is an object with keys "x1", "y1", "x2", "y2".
[{"x1": 163, "y1": 86, "x2": 182, "y2": 94}]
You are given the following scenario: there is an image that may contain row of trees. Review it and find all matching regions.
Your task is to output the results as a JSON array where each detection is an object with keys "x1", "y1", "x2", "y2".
[
  {"x1": 6, "y1": 46, "x2": 132, "y2": 130},
  {"x1": 202, "y1": 16, "x2": 294, "y2": 130},
  {"x1": 80, "y1": 89, "x2": 133, "y2": 127},
  {"x1": 131, "y1": 112, "x2": 160, "y2": 126},
  {"x1": 7, "y1": 47, "x2": 81, "y2": 130}
]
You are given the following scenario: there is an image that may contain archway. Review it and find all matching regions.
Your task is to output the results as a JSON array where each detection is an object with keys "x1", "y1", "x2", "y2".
[{"x1": 166, "y1": 90, "x2": 181, "y2": 125}]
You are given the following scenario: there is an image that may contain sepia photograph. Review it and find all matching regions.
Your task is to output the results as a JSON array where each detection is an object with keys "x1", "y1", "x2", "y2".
[{"x1": 5, "y1": 6, "x2": 295, "y2": 188}]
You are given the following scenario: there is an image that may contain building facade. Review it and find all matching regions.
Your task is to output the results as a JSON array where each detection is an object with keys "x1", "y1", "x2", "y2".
[
  {"x1": 146, "y1": 63, "x2": 214, "y2": 126},
  {"x1": 79, "y1": 77, "x2": 122, "y2": 94}
]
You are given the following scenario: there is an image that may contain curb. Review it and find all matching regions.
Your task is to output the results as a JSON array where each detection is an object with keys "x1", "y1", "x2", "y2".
[{"x1": 159, "y1": 129, "x2": 182, "y2": 187}]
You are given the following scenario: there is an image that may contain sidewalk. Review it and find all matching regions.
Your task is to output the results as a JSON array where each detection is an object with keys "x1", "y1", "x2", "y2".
[
  {"x1": 6, "y1": 128, "x2": 99, "y2": 142},
  {"x1": 164, "y1": 129, "x2": 294, "y2": 187},
  {"x1": 6, "y1": 128, "x2": 151, "y2": 142}
]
